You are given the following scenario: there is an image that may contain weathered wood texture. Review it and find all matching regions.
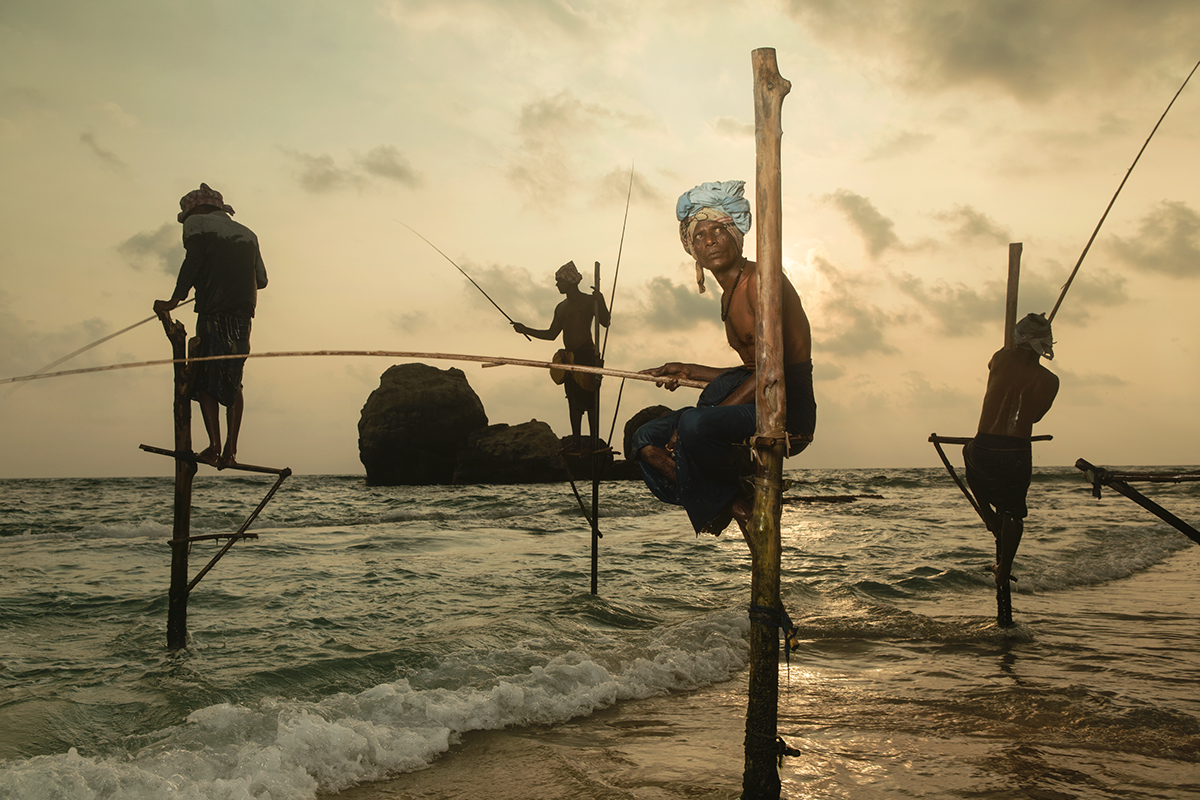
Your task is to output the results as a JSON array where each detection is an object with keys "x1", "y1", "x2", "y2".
[
  {"x1": 743, "y1": 46, "x2": 791, "y2": 800},
  {"x1": 1004, "y1": 243, "x2": 1022, "y2": 349},
  {"x1": 162, "y1": 317, "x2": 195, "y2": 651}
]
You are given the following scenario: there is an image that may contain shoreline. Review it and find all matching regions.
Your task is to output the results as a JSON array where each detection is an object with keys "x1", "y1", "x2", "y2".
[{"x1": 324, "y1": 675, "x2": 751, "y2": 800}]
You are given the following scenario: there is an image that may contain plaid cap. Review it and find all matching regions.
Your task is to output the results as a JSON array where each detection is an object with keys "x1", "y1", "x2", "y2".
[{"x1": 178, "y1": 183, "x2": 235, "y2": 223}]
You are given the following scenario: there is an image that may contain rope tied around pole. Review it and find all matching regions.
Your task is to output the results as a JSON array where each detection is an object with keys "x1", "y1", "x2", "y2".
[{"x1": 748, "y1": 603, "x2": 798, "y2": 666}]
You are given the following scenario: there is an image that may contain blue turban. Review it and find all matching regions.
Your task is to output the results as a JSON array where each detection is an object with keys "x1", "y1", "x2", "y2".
[{"x1": 676, "y1": 180, "x2": 752, "y2": 292}]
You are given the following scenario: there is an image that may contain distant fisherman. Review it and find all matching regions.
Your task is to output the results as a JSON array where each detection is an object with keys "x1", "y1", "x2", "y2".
[
  {"x1": 511, "y1": 261, "x2": 611, "y2": 454},
  {"x1": 631, "y1": 180, "x2": 816, "y2": 551},
  {"x1": 154, "y1": 183, "x2": 268, "y2": 469},
  {"x1": 964, "y1": 312, "x2": 1059, "y2": 618}
]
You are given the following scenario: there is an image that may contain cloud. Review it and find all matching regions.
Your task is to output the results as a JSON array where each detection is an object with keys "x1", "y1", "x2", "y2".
[
  {"x1": 631, "y1": 275, "x2": 718, "y2": 332},
  {"x1": 79, "y1": 130, "x2": 127, "y2": 172},
  {"x1": 596, "y1": 165, "x2": 664, "y2": 210},
  {"x1": 932, "y1": 204, "x2": 1012, "y2": 246},
  {"x1": 824, "y1": 189, "x2": 900, "y2": 258},
  {"x1": 892, "y1": 263, "x2": 1127, "y2": 332},
  {"x1": 459, "y1": 263, "x2": 558, "y2": 325},
  {"x1": 282, "y1": 145, "x2": 422, "y2": 193},
  {"x1": 382, "y1": 0, "x2": 590, "y2": 37},
  {"x1": 811, "y1": 256, "x2": 900, "y2": 356},
  {"x1": 866, "y1": 130, "x2": 935, "y2": 161},
  {"x1": 358, "y1": 145, "x2": 421, "y2": 187},
  {"x1": 1054, "y1": 366, "x2": 1126, "y2": 390},
  {"x1": 0, "y1": 291, "x2": 114, "y2": 378},
  {"x1": 388, "y1": 310, "x2": 429, "y2": 335},
  {"x1": 902, "y1": 370, "x2": 972, "y2": 410},
  {"x1": 116, "y1": 223, "x2": 181, "y2": 275},
  {"x1": 711, "y1": 115, "x2": 753, "y2": 139},
  {"x1": 282, "y1": 149, "x2": 364, "y2": 193},
  {"x1": 785, "y1": 0, "x2": 1200, "y2": 103},
  {"x1": 891, "y1": 272, "x2": 1001, "y2": 337},
  {"x1": 506, "y1": 90, "x2": 657, "y2": 204},
  {"x1": 1046, "y1": 268, "x2": 1128, "y2": 325},
  {"x1": 1109, "y1": 200, "x2": 1200, "y2": 278}
]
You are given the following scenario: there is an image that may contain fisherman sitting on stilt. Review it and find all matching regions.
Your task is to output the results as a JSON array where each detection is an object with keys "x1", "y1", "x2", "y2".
[
  {"x1": 631, "y1": 181, "x2": 816, "y2": 556},
  {"x1": 964, "y1": 313, "x2": 1059, "y2": 624}
]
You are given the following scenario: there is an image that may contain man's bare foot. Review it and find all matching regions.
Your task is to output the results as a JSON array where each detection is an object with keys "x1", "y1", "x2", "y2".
[
  {"x1": 989, "y1": 562, "x2": 1017, "y2": 587},
  {"x1": 218, "y1": 451, "x2": 237, "y2": 470},
  {"x1": 196, "y1": 446, "x2": 220, "y2": 467}
]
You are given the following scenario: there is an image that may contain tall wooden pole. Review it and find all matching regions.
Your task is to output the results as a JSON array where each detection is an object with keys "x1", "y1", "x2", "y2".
[
  {"x1": 1004, "y1": 243, "x2": 1022, "y2": 349},
  {"x1": 591, "y1": 260, "x2": 601, "y2": 595},
  {"x1": 161, "y1": 315, "x2": 196, "y2": 650},
  {"x1": 743, "y1": 46, "x2": 790, "y2": 800}
]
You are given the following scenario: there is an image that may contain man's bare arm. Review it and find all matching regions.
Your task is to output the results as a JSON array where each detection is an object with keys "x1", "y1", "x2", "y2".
[
  {"x1": 594, "y1": 290, "x2": 612, "y2": 328},
  {"x1": 512, "y1": 305, "x2": 566, "y2": 341},
  {"x1": 640, "y1": 362, "x2": 730, "y2": 390}
]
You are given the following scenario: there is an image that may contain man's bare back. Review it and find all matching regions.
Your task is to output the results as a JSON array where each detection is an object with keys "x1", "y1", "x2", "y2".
[{"x1": 976, "y1": 347, "x2": 1059, "y2": 438}]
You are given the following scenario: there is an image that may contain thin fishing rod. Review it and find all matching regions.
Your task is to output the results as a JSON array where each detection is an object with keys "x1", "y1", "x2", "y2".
[
  {"x1": 1049, "y1": 58, "x2": 1200, "y2": 323},
  {"x1": 600, "y1": 162, "x2": 634, "y2": 361},
  {"x1": 0, "y1": 349, "x2": 708, "y2": 389},
  {"x1": 395, "y1": 219, "x2": 530, "y2": 340},
  {"x1": 6, "y1": 299, "x2": 197, "y2": 395}
]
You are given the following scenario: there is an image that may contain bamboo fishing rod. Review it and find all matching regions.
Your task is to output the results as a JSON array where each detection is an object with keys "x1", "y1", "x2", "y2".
[
  {"x1": 395, "y1": 219, "x2": 531, "y2": 340},
  {"x1": 0, "y1": 349, "x2": 708, "y2": 389},
  {"x1": 1048, "y1": 58, "x2": 1200, "y2": 323},
  {"x1": 600, "y1": 162, "x2": 634, "y2": 361},
  {"x1": 11, "y1": 299, "x2": 196, "y2": 388}
]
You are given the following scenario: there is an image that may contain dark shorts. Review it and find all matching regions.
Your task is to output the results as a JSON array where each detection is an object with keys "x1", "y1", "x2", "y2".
[
  {"x1": 192, "y1": 313, "x2": 251, "y2": 407},
  {"x1": 562, "y1": 348, "x2": 599, "y2": 412},
  {"x1": 964, "y1": 433, "x2": 1031, "y2": 519}
]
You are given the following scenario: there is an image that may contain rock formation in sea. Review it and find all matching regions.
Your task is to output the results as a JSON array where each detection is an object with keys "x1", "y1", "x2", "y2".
[
  {"x1": 358, "y1": 363, "x2": 639, "y2": 485},
  {"x1": 453, "y1": 420, "x2": 567, "y2": 484},
  {"x1": 358, "y1": 363, "x2": 488, "y2": 485}
]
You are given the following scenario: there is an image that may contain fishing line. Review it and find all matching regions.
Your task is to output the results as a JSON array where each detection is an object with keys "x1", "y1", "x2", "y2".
[
  {"x1": 1048, "y1": 58, "x2": 1200, "y2": 323},
  {"x1": 395, "y1": 219, "x2": 530, "y2": 340},
  {"x1": 600, "y1": 162, "x2": 635, "y2": 448},
  {"x1": 600, "y1": 162, "x2": 634, "y2": 362},
  {"x1": 6, "y1": 299, "x2": 195, "y2": 395}
]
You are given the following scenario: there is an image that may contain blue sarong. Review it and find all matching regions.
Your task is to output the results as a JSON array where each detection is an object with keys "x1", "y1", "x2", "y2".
[{"x1": 632, "y1": 361, "x2": 816, "y2": 533}]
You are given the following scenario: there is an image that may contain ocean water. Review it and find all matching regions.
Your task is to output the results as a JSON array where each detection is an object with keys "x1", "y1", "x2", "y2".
[{"x1": 0, "y1": 466, "x2": 1197, "y2": 799}]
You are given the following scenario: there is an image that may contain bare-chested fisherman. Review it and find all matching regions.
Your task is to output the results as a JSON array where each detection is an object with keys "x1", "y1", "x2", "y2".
[
  {"x1": 511, "y1": 262, "x2": 611, "y2": 453},
  {"x1": 965, "y1": 312, "x2": 1059, "y2": 601},
  {"x1": 631, "y1": 181, "x2": 816, "y2": 549}
]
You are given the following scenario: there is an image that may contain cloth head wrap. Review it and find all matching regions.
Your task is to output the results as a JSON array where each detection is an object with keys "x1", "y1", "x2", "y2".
[
  {"x1": 178, "y1": 183, "x2": 235, "y2": 223},
  {"x1": 555, "y1": 261, "x2": 582, "y2": 285},
  {"x1": 676, "y1": 180, "x2": 752, "y2": 293},
  {"x1": 1014, "y1": 312, "x2": 1054, "y2": 360}
]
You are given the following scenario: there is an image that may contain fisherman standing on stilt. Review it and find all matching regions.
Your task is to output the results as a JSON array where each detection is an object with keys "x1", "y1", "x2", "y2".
[
  {"x1": 511, "y1": 262, "x2": 610, "y2": 455},
  {"x1": 965, "y1": 312, "x2": 1059, "y2": 624},
  {"x1": 154, "y1": 183, "x2": 268, "y2": 470}
]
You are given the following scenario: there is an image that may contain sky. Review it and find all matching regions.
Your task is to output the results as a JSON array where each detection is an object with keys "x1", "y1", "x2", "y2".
[{"x1": 1, "y1": 0, "x2": 1198, "y2": 479}]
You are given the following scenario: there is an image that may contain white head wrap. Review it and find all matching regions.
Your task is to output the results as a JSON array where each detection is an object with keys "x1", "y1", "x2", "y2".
[{"x1": 1014, "y1": 313, "x2": 1054, "y2": 360}]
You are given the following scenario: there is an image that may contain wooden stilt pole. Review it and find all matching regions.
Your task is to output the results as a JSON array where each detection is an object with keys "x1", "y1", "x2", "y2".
[
  {"x1": 998, "y1": 243, "x2": 1022, "y2": 624},
  {"x1": 160, "y1": 314, "x2": 195, "y2": 651},
  {"x1": 591, "y1": 260, "x2": 602, "y2": 595},
  {"x1": 743, "y1": 46, "x2": 790, "y2": 800},
  {"x1": 1004, "y1": 243, "x2": 1022, "y2": 349}
]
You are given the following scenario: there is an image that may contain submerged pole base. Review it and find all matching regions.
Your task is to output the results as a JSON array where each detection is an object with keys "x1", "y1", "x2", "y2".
[{"x1": 997, "y1": 582, "x2": 1014, "y2": 627}]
